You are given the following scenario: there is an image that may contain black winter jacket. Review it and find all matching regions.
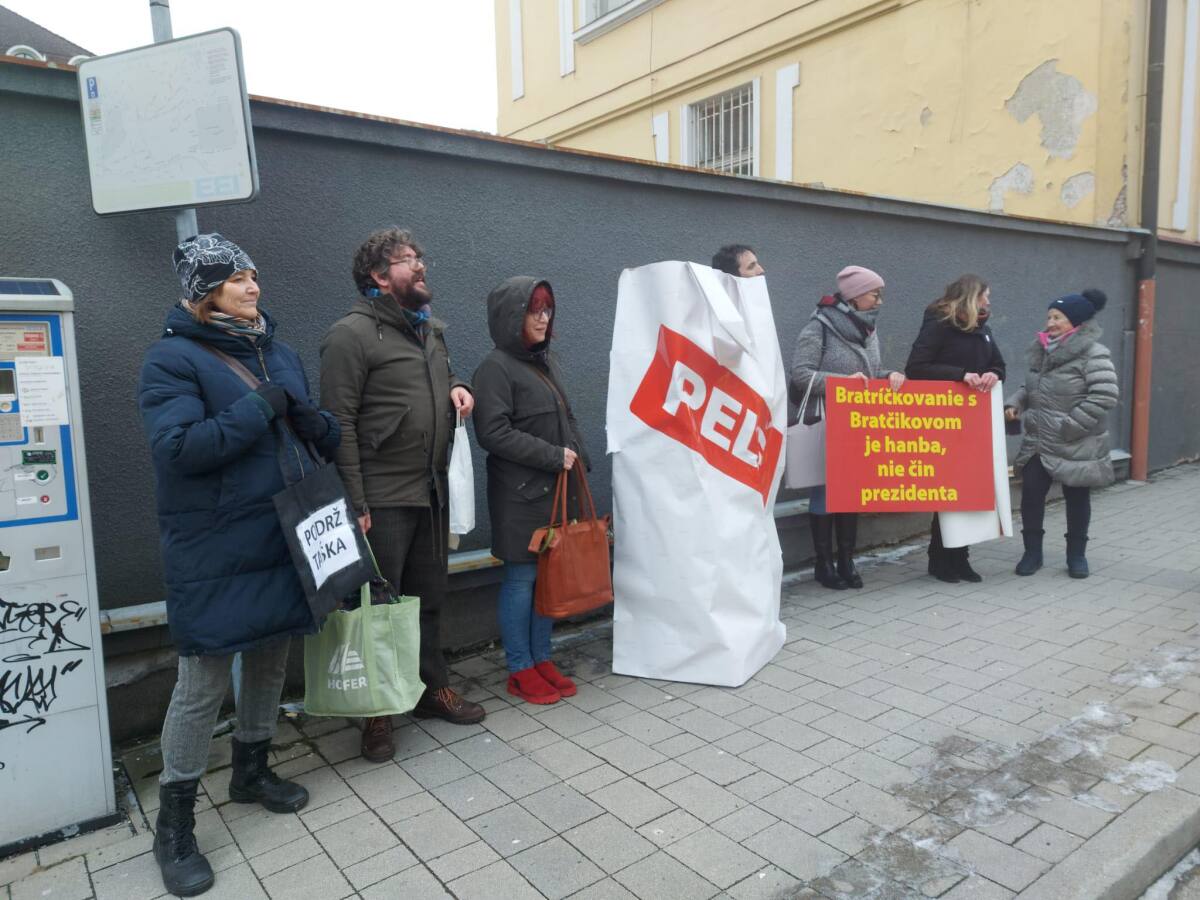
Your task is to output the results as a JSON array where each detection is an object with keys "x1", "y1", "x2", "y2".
[
  {"x1": 905, "y1": 307, "x2": 1007, "y2": 383},
  {"x1": 471, "y1": 277, "x2": 589, "y2": 562}
]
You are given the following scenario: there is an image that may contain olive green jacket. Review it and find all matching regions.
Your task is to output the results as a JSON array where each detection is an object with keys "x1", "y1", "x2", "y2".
[{"x1": 320, "y1": 295, "x2": 468, "y2": 512}]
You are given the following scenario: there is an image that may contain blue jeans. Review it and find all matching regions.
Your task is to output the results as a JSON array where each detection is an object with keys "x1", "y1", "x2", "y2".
[
  {"x1": 498, "y1": 562, "x2": 553, "y2": 673},
  {"x1": 809, "y1": 485, "x2": 827, "y2": 515}
]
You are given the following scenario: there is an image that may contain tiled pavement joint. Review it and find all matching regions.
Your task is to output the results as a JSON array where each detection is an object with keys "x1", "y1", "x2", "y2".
[{"x1": 3, "y1": 464, "x2": 1199, "y2": 899}]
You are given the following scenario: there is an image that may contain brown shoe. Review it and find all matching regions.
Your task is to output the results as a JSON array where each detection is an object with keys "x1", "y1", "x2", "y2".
[
  {"x1": 413, "y1": 686, "x2": 486, "y2": 725},
  {"x1": 360, "y1": 716, "x2": 394, "y2": 762}
]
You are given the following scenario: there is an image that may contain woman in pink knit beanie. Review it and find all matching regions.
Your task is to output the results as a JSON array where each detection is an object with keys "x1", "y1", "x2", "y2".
[{"x1": 788, "y1": 265, "x2": 906, "y2": 590}]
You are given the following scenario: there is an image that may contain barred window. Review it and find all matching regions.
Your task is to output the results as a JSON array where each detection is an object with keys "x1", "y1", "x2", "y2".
[
  {"x1": 582, "y1": 0, "x2": 626, "y2": 25},
  {"x1": 688, "y1": 83, "x2": 756, "y2": 176}
]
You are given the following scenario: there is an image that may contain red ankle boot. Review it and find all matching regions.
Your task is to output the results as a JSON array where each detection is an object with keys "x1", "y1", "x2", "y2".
[
  {"x1": 534, "y1": 661, "x2": 577, "y2": 697},
  {"x1": 507, "y1": 667, "x2": 561, "y2": 704}
]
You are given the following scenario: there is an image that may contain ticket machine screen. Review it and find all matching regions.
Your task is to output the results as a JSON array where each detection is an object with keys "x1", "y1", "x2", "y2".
[{"x1": 0, "y1": 317, "x2": 76, "y2": 526}]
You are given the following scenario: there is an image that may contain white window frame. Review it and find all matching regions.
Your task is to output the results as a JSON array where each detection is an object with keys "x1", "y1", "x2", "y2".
[
  {"x1": 774, "y1": 63, "x2": 800, "y2": 181},
  {"x1": 574, "y1": 0, "x2": 667, "y2": 45},
  {"x1": 509, "y1": 0, "x2": 524, "y2": 100},
  {"x1": 558, "y1": 0, "x2": 575, "y2": 75},
  {"x1": 680, "y1": 79, "x2": 761, "y2": 178}
]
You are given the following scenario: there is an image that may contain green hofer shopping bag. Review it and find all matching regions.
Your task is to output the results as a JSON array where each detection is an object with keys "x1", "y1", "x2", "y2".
[{"x1": 303, "y1": 564, "x2": 424, "y2": 717}]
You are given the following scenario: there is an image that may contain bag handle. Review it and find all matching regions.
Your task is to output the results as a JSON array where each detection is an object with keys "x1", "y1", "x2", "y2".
[
  {"x1": 548, "y1": 461, "x2": 600, "y2": 530},
  {"x1": 797, "y1": 321, "x2": 829, "y2": 424}
]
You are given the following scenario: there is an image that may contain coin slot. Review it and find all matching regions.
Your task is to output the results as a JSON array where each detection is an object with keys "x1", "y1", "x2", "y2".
[
  {"x1": 34, "y1": 546, "x2": 61, "y2": 561},
  {"x1": 33, "y1": 426, "x2": 44, "y2": 444}
]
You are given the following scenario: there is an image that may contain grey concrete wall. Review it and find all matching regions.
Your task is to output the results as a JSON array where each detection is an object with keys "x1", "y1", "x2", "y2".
[{"x1": 1153, "y1": 245, "x2": 1200, "y2": 469}]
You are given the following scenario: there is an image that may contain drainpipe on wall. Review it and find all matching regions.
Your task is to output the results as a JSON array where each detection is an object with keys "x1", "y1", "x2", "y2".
[{"x1": 1132, "y1": 0, "x2": 1168, "y2": 482}]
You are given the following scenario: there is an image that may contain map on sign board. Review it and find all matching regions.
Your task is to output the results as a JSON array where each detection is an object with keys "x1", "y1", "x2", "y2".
[{"x1": 76, "y1": 28, "x2": 259, "y2": 216}]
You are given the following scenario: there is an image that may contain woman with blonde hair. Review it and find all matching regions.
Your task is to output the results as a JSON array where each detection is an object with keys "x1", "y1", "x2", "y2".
[{"x1": 905, "y1": 274, "x2": 1006, "y2": 583}]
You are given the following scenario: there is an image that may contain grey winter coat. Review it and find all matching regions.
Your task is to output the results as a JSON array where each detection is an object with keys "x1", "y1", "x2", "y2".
[
  {"x1": 1005, "y1": 319, "x2": 1118, "y2": 488},
  {"x1": 472, "y1": 277, "x2": 589, "y2": 563},
  {"x1": 788, "y1": 300, "x2": 891, "y2": 424}
]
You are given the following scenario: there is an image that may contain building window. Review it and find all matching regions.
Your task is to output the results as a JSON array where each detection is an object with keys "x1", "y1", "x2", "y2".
[
  {"x1": 581, "y1": 0, "x2": 626, "y2": 25},
  {"x1": 688, "y1": 83, "x2": 756, "y2": 176},
  {"x1": 575, "y1": 0, "x2": 667, "y2": 44}
]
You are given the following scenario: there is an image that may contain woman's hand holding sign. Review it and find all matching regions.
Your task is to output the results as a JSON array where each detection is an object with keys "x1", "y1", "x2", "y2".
[{"x1": 964, "y1": 371, "x2": 999, "y2": 392}]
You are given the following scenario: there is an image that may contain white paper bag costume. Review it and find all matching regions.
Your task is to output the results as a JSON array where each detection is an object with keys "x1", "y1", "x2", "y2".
[{"x1": 606, "y1": 261, "x2": 787, "y2": 687}]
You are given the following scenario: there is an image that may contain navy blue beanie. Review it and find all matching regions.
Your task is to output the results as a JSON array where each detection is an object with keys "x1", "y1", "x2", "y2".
[{"x1": 1049, "y1": 288, "x2": 1107, "y2": 326}]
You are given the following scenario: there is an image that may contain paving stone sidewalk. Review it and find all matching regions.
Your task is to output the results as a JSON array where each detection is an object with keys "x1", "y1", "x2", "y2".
[{"x1": 5, "y1": 465, "x2": 1200, "y2": 900}]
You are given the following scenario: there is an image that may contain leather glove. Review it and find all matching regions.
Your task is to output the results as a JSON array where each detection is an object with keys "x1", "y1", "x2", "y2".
[
  {"x1": 253, "y1": 382, "x2": 288, "y2": 419},
  {"x1": 288, "y1": 398, "x2": 330, "y2": 442}
]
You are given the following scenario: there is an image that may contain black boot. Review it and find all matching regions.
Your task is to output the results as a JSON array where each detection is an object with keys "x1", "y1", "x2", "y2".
[
  {"x1": 154, "y1": 780, "x2": 214, "y2": 897},
  {"x1": 1065, "y1": 533, "x2": 1089, "y2": 578},
  {"x1": 834, "y1": 514, "x2": 863, "y2": 588},
  {"x1": 1015, "y1": 529, "x2": 1044, "y2": 576},
  {"x1": 928, "y1": 515, "x2": 957, "y2": 582},
  {"x1": 228, "y1": 738, "x2": 309, "y2": 813},
  {"x1": 951, "y1": 547, "x2": 983, "y2": 583},
  {"x1": 810, "y1": 514, "x2": 847, "y2": 590}
]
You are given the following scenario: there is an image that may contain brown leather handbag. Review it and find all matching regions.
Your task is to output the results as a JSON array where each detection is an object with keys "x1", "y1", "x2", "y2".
[{"x1": 527, "y1": 465, "x2": 613, "y2": 619}]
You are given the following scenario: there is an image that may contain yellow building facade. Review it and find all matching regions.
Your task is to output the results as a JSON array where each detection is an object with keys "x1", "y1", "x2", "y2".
[{"x1": 496, "y1": 0, "x2": 1200, "y2": 241}]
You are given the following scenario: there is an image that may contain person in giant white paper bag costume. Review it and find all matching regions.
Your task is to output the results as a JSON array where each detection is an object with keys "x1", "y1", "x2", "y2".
[{"x1": 606, "y1": 261, "x2": 787, "y2": 687}]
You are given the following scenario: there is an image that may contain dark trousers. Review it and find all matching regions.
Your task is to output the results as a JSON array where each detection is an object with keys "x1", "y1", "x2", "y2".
[
  {"x1": 1020, "y1": 454, "x2": 1091, "y2": 536},
  {"x1": 370, "y1": 505, "x2": 450, "y2": 691}
]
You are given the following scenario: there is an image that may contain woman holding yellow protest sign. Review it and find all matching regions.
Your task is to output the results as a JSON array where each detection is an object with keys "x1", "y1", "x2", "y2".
[
  {"x1": 790, "y1": 265, "x2": 906, "y2": 590},
  {"x1": 905, "y1": 274, "x2": 1007, "y2": 584},
  {"x1": 1004, "y1": 290, "x2": 1117, "y2": 579}
]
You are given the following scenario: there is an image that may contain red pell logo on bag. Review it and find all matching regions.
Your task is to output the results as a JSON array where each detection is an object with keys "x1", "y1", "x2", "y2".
[{"x1": 629, "y1": 325, "x2": 783, "y2": 504}]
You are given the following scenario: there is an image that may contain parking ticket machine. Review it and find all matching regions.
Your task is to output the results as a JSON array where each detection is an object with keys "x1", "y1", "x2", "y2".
[{"x1": 0, "y1": 279, "x2": 114, "y2": 849}]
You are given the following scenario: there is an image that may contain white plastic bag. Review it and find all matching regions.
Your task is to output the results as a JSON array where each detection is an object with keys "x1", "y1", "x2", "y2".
[
  {"x1": 447, "y1": 413, "x2": 474, "y2": 536},
  {"x1": 784, "y1": 373, "x2": 826, "y2": 489},
  {"x1": 606, "y1": 261, "x2": 787, "y2": 687}
]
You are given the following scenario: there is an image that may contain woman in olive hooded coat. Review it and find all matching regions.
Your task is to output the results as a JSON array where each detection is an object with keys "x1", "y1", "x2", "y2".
[{"x1": 472, "y1": 277, "x2": 590, "y2": 705}]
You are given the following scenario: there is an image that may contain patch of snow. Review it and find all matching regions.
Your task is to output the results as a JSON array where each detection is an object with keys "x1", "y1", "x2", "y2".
[
  {"x1": 1111, "y1": 644, "x2": 1200, "y2": 689},
  {"x1": 1140, "y1": 847, "x2": 1200, "y2": 900}
]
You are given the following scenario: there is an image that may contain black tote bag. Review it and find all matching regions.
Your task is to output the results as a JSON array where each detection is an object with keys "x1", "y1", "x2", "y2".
[{"x1": 190, "y1": 340, "x2": 374, "y2": 623}]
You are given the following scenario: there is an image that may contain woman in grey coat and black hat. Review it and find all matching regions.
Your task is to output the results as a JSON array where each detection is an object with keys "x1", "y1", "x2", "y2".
[
  {"x1": 790, "y1": 266, "x2": 905, "y2": 589},
  {"x1": 1005, "y1": 289, "x2": 1118, "y2": 578}
]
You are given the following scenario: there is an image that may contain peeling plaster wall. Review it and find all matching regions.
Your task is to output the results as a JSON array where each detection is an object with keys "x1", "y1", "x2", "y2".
[{"x1": 511, "y1": 0, "x2": 1145, "y2": 232}]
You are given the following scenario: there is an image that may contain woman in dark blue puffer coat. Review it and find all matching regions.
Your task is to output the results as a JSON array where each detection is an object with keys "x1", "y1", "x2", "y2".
[{"x1": 138, "y1": 234, "x2": 339, "y2": 898}]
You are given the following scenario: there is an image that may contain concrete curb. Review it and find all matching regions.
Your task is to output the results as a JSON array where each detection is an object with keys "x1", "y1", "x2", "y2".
[{"x1": 1019, "y1": 788, "x2": 1200, "y2": 899}]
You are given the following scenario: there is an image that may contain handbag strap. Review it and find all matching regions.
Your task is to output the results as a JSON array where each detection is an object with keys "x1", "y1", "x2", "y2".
[
  {"x1": 526, "y1": 363, "x2": 597, "y2": 523},
  {"x1": 548, "y1": 462, "x2": 600, "y2": 529}
]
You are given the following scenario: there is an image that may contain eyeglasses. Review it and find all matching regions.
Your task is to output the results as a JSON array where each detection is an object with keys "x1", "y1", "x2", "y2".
[
  {"x1": 527, "y1": 307, "x2": 553, "y2": 320},
  {"x1": 387, "y1": 255, "x2": 432, "y2": 271}
]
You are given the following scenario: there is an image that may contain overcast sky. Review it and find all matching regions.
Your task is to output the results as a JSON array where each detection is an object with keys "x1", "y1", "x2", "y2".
[{"x1": 6, "y1": 0, "x2": 499, "y2": 133}]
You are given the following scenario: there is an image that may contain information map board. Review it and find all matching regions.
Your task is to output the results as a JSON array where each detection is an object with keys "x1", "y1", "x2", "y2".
[{"x1": 76, "y1": 28, "x2": 259, "y2": 215}]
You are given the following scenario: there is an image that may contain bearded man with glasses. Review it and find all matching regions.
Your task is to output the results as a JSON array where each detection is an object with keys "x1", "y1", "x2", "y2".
[{"x1": 321, "y1": 227, "x2": 485, "y2": 762}]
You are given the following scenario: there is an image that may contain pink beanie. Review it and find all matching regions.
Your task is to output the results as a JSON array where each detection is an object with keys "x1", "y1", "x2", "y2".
[{"x1": 837, "y1": 265, "x2": 884, "y2": 301}]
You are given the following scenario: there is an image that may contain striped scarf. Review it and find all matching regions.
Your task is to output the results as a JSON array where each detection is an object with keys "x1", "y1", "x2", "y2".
[{"x1": 179, "y1": 298, "x2": 267, "y2": 343}]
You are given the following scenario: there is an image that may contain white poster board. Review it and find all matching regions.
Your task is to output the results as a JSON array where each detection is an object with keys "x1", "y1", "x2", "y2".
[
  {"x1": 939, "y1": 386, "x2": 1015, "y2": 547},
  {"x1": 76, "y1": 28, "x2": 259, "y2": 215}
]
